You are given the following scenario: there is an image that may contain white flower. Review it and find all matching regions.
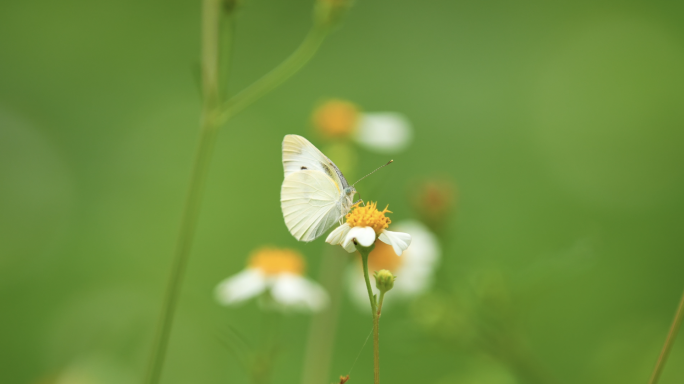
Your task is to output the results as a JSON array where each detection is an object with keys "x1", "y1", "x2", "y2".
[
  {"x1": 354, "y1": 112, "x2": 413, "y2": 154},
  {"x1": 215, "y1": 248, "x2": 328, "y2": 313},
  {"x1": 347, "y1": 220, "x2": 441, "y2": 309},
  {"x1": 325, "y1": 202, "x2": 412, "y2": 256}
]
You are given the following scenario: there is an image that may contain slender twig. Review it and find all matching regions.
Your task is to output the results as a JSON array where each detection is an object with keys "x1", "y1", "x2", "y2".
[{"x1": 648, "y1": 289, "x2": 684, "y2": 384}]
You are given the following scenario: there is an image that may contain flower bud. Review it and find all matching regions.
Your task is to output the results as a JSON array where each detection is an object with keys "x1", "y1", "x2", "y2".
[{"x1": 374, "y1": 269, "x2": 396, "y2": 293}]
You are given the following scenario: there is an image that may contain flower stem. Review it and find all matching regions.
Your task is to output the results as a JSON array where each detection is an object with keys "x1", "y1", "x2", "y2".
[
  {"x1": 377, "y1": 291, "x2": 386, "y2": 316},
  {"x1": 144, "y1": 3, "x2": 333, "y2": 384},
  {"x1": 143, "y1": 2, "x2": 223, "y2": 384},
  {"x1": 648, "y1": 288, "x2": 684, "y2": 384},
  {"x1": 358, "y1": 245, "x2": 380, "y2": 384},
  {"x1": 373, "y1": 310, "x2": 380, "y2": 384},
  {"x1": 301, "y1": 247, "x2": 350, "y2": 384},
  {"x1": 359, "y1": 246, "x2": 377, "y2": 315}
]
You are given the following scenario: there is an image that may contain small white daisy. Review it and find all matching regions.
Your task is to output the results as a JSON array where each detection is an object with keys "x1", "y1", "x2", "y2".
[
  {"x1": 347, "y1": 220, "x2": 441, "y2": 309},
  {"x1": 312, "y1": 99, "x2": 413, "y2": 154},
  {"x1": 325, "y1": 202, "x2": 412, "y2": 256},
  {"x1": 215, "y1": 247, "x2": 328, "y2": 312}
]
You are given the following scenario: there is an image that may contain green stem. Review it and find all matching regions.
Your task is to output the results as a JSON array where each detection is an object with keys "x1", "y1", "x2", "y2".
[
  {"x1": 648, "y1": 289, "x2": 684, "y2": 384},
  {"x1": 373, "y1": 311, "x2": 380, "y2": 384},
  {"x1": 218, "y1": 25, "x2": 329, "y2": 122},
  {"x1": 358, "y1": 246, "x2": 380, "y2": 384},
  {"x1": 143, "y1": 2, "x2": 223, "y2": 384},
  {"x1": 359, "y1": 247, "x2": 377, "y2": 315},
  {"x1": 301, "y1": 247, "x2": 351, "y2": 384},
  {"x1": 144, "y1": 5, "x2": 334, "y2": 384},
  {"x1": 377, "y1": 291, "x2": 386, "y2": 316}
]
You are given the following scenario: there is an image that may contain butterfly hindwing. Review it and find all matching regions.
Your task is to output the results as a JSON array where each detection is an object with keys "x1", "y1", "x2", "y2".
[{"x1": 281, "y1": 170, "x2": 346, "y2": 242}]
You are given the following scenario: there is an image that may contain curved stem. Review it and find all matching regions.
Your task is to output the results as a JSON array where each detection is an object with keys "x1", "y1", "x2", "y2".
[
  {"x1": 218, "y1": 25, "x2": 329, "y2": 122},
  {"x1": 649, "y1": 288, "x2": 684, "y2": 384}
]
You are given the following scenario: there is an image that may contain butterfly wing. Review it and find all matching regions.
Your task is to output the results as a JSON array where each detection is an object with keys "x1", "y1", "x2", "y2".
[
  {"x1": 281, "y1": 170, "x2": 347, "y2": 242},
  {"x1": 282, "y1": 135, "x2": 351, "y2": 191}
]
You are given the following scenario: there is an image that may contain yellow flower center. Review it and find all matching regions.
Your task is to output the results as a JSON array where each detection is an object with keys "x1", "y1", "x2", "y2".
[
  {"x1": 367, "y1": 241, "x2": 404, "y2": 273},
  {"x1": 312, "y1": 99, "x2": 360, "y2": 138},
  {"x1": 248, "y1": 247, "x2": 305, "y2": 276},
  {"x1": 345, "y1": 201, "x2": 392, "y2": 235}
]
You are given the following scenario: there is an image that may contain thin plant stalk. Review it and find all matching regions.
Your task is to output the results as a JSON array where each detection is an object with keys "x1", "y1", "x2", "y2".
[
  {"x1": 143, "y1": 1, "x2": 223, "y2": 383},
  {"x1": 648, "y1": 288, "x2": 684, "y2": 384},
  {"x1": 143, "y1": 4, "x2": 333, "y2": 384},
  {"x1": 218, "y1": 25, "x2": 329, "y2": 123},
  {"x1": 359, "y1": 245, "x2": 380, "y2": 384},
  {"x1": 301, "y1": 247, "x2": 351, "y2": 384}
]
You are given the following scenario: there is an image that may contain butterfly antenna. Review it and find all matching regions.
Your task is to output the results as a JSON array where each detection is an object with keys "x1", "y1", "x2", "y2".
[{"x1": 352, "y1": 160, "x2": 393, "y2": 187}]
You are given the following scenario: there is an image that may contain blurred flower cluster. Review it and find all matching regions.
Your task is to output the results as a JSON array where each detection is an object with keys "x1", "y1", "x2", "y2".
[{"x1": 312, "y1": 99, "x2": 413, "y2": 154}]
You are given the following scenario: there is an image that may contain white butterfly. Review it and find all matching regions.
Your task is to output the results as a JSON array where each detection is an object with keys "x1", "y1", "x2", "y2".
[{"x1": 281, "y1": 135, "x2": 358, "y2": 242}]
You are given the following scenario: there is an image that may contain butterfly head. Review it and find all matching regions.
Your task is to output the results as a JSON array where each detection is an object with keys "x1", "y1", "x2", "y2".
[{"x1": 344, "y1": 186, "x2": 357, "y2": 197}]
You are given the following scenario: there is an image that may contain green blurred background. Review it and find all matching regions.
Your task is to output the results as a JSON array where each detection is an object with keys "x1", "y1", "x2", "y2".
[{"x1": 1, "y1": 0, "x2": 684, "y2": 383}]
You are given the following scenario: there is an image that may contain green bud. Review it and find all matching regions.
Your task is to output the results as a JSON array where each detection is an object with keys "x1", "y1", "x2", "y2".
[{"x1": 374, "y1": 269, "x2": 396, "y2": 293}]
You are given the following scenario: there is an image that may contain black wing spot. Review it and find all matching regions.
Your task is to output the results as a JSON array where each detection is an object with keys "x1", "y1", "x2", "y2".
[{"x1": 301, "y1": 166, "x2": 308, "y2": 170}]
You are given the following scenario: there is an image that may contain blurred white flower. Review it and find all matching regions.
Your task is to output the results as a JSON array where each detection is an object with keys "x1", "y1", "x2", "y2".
[
  {"x1": 348, "y1": 220, "x2": 440, "y2": 309},
  {"x1": 354, "y1": 112, "x2": 412, "y2": 154},
  {"x1": 326, "y1": 202, "x2": 411, "y2": 256},
  {"x1": 312, "y1": 99, "x2": 413, "y2": 154},
  {"x1": 215, "y1": 247, "x2": 328, "y2": 312}
]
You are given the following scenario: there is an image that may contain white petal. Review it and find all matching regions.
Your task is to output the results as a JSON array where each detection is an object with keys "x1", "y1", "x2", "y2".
[
  {"x1": 342, "y1": 238, "x2": 357, "y2": 253},
  {"x1": 378, "y1": 230, "x2": 412, "y2": 256},
  {"x1": 215, "y1": 269, "x2": 266, "y2": 305},
  {"x1": 325, "y1": 223, "x2": 351, "y2": 245},
  {"x1": 354, "y1": 112, "x2": 412, "y2": 154},
  {"x1": 270, "y1": 273, "x2": 329, "y2": 312},
  {"x1": 344, "y1": 226, "x2": 376, "y2": 248}
]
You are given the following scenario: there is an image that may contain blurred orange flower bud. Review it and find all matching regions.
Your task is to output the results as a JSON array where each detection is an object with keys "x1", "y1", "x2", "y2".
[
  {"x1": 312, "y1": 99, "x2": 360, "y2": 140},
  {"x1": 411, "y1": 178, "x2": 457, "y2": 234}
]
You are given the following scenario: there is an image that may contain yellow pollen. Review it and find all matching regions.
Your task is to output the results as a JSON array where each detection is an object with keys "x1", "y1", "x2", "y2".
[
  {"x1": 248, "y1": 247, "x2": 305, "y2": 276},
  {"x1": 345, "y1": 201, "x2": 392, "y2": 235},
  {"x1": 312, "y1": 99, "x2": 360, "y2": 138},
  {"x1": 367, "y1": 241, "x2": 404, "y2": 273}
]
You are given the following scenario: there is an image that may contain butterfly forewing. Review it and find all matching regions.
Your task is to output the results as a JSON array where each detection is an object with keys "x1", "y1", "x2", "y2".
[{"x1": 283, "y1": 135, "x2": 348, "y2": 191}]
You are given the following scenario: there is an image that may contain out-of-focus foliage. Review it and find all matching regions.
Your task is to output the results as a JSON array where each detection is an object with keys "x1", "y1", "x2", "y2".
[{"x1": 1, "y1": 0, "x2": 684, "y2": 383}]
